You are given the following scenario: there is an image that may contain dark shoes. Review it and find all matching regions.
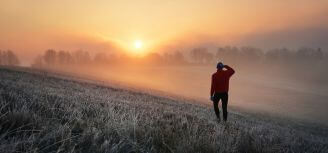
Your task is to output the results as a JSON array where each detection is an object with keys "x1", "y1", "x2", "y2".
[{"x1": 216, "y1": 118, "x2": 228, "y2": 123}]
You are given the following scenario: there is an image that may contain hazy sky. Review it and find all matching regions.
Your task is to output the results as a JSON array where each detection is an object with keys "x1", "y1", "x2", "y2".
[{"x1": 1, "y1": 0, "x2": 328, "y2": 63}]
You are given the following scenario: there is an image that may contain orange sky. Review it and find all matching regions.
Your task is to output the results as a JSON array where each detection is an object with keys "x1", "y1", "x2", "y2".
[{"x1": 1, "y1": 0, "x2": 328, "y2": 64}]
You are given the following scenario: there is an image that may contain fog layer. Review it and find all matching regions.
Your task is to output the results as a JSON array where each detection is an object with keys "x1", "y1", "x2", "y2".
[{"x1": 22, "y1": 47, "x2": 328, "y2": 125}]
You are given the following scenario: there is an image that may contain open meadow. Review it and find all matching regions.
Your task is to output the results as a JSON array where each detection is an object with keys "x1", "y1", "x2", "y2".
[{"x1": 0, "y1": 67, "x2": 327, "y2": 153}]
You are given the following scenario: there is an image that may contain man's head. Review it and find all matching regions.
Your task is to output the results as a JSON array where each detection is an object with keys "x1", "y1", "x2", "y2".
[{"x1": 217, "y1": 62, "x2": 224, "y2": 70}]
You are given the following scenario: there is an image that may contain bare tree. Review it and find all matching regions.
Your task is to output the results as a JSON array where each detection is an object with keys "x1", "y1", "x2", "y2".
[
  {"x1": 57, "y1": 50, "x2": 73, "y2": 65},
  {"x1": 240, "y1": 47, "x2": 263, "y2": 62},
  {"x1": 265, "y1": 48, "x2": 293, "y2": 63},
  {"x1": 73, "y1": 50, "x2": 91, "y2": 64},
  {"x1": 0, "y1": 50, "x2": 20, "y2": 66},
  {"x1": 163, "y1": 51, "x2": 186, "y2": 65},
  {"x1": 44, "y1": 49, "x2": 57, "y2": 66},
  {"x1": 216, "y1": 46, "x2": 240, "y2": 63},
  {"x1": 6, "y1": 50, "x2": 20, "y2": 65},
  {"x1": 190, "y1": 47, "x2": 213, "y2": 64}
]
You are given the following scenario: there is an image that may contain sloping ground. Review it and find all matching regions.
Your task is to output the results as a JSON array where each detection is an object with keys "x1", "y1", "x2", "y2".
[{"x1": 0, "y1": 67, "x2": 327, "y2": 153}]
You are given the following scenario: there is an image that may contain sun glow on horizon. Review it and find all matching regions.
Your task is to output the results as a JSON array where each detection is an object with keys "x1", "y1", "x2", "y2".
[
  {"x1": 134, "y1": 40, "x2": 143, "y2": 49},
  {"x1": 1, "y1": 0, "x2": 328, "y2": 60}
]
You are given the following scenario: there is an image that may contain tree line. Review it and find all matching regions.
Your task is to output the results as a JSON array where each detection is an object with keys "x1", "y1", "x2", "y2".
[
  {"x1": 190, "y1": 46, "x2": 326, "y2": 65},
  {"x1": 31, "y1": 46, "x2": 327, "y2": 69},
  {"x1": 31, "y1": 49, "x2": 188, "y2": 68},
  {"x1": 32, "y1": 49, "x2": 92, "y2": 68},
  {"x1": 0, "y1": 46, "x2": 326, "y2": 70},
  {"x1": 0, "y1": 50, "x2": 20, "y2": 66}
]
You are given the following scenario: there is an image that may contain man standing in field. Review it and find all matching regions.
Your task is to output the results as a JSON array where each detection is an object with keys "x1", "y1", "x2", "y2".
[{"x1": 210, "y1": 62, "x2": 235, "y2": 122}]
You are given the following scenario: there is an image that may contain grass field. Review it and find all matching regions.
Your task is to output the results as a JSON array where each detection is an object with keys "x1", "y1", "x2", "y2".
[{"x1": 0, "y1": 67, "x2": 327, "y2": 153}]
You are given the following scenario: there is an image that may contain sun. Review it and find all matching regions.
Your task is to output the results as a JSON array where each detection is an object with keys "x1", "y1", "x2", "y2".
[{"x1": 134, "y1": 40, "x2": 143, "y2": 49}]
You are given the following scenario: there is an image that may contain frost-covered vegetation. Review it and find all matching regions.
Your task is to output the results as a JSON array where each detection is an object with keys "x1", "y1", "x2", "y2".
[{"x1": 0, "y1": 67, "x2": 327, "y2": 153}]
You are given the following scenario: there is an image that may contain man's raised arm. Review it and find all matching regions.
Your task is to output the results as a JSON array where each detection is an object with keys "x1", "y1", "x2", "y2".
[{"x1": 224, "y1": 65, "x2": 235, "y2": 76}]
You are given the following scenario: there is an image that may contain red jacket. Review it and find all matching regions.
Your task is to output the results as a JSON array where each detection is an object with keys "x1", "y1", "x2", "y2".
[{"x1": 210, "y1": 65, "x2": 235, "y2": 96}]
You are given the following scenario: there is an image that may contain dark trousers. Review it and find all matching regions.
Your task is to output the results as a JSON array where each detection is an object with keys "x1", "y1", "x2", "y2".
[{"x1": 213, "y1": 92, "x2": 228, "y2": 121}]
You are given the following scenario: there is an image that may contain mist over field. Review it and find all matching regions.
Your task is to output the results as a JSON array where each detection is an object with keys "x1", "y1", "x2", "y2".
[
  {"x1": 3, "y1": 46, "x2": 327, "y2": 125},
  {"x1": 69, "y1": 63, "x2": 328, "y2": 125}
]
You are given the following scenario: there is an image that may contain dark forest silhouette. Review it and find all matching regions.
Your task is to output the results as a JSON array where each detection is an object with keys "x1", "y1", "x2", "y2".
[
  {"x1": 0, "y1": 50, "x2": 20, "y2": 66},
  {"x1": 1, "y1": 46, "x2": 327, "y2": 69},
  {"x1": 29, "y1": 46, "x2": 327, "y2": 68}
]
